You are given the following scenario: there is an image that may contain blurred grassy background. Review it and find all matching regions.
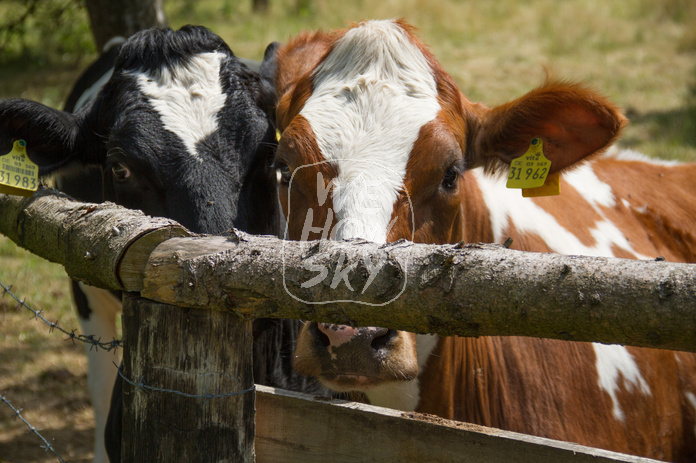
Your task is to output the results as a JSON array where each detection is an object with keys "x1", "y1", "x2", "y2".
[
  {"x1": 0, "y1": 1, "x2": 695, "y2": 461},
  {"x1": 2, "y1": 0, "x2": 695, "y2": 160}
]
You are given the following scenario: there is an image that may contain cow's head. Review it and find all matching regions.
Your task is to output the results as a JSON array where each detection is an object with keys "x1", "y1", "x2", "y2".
[
  {"x1": 274, "y1": 20, "x2": 625, "y2": 399},
  {"x1": 0, "y1": 26, "x2": 279, "y2": 236}
]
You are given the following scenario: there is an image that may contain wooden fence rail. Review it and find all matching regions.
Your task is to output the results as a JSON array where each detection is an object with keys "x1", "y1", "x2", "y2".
[
  {"x1": 1, "y1": 188, "x2": 692, "y2": 462},
  {"x1": 2, "y1": 189, "x2": 696, "y2": 351}
]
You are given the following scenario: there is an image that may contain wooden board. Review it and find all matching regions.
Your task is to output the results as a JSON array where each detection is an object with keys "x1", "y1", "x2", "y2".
[
  {"x1": 255, "y1": 385, "x2": 659, "y2": 463},
  {"x1": 121, "y1": 294, "x2": 255, "y2": 462}
]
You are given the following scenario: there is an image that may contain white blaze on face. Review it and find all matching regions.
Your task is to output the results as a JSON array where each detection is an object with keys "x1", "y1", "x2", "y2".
[
  {"x1": 134, "y1": 52, "x2": 227, "y2": 159},
  {"x1": 300, "y1": 20, "x2": 440, "y2": 244}
]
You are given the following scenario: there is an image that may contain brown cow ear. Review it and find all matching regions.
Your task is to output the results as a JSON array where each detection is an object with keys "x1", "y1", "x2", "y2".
[{"x1": 470, "y1": 80, "x2": 627, "y2": 175}]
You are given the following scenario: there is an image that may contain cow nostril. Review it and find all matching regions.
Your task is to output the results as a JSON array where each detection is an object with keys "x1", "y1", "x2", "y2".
[
  {"x1": 370, "y1": 329, "x2": 397, "y2": 352},
  {"x1": 313, "y1": 323, "x2": 331, "y2": 348}
]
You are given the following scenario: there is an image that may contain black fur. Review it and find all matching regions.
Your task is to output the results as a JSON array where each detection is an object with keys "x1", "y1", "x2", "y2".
[{"x1": 0, "y1": 26, "x2": 326, "y2": 462}]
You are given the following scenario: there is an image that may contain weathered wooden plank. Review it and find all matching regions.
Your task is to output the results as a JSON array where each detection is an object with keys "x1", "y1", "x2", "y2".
[
  {"x1": 121, "y1": 294, "x2": 255, "y2": 462},
  {"x1": 255, "y1": 385, "x2": 659, "y2": 463}
]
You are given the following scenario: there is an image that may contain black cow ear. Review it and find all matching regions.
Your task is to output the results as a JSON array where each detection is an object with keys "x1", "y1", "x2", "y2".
[
  {"x1": 255, "y1": 42, "x2": 280, "y2": 120},
  {"x1": 259, "y1": 41, "x2": 280, "y2": 85},
  {"x1": 0, "y1": 99, "x2": 84, "y2": 175}
]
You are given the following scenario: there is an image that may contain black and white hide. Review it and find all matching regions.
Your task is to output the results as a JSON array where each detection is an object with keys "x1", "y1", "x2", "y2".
[{"x1": 0, "y1": 25, "x2": 324, "y2": 463}]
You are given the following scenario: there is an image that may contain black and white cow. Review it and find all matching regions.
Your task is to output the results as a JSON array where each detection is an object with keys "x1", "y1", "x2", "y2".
[{"x1": 0, "y1": 26, "x2": 324, "y2": 462}]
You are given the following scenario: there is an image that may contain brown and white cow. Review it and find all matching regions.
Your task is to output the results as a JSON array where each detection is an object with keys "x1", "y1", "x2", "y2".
[{"x1": 272, "y1": 19, "x2": 696, "y2": 461}]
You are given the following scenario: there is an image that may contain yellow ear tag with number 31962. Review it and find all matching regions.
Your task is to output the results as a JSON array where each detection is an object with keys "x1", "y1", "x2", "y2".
[
  {"x1": 0, "y1": 140, "x2": 39, "y2": 197},
  {"x1": 505, "y1": 137, "x2": 560, "y2": 197}
]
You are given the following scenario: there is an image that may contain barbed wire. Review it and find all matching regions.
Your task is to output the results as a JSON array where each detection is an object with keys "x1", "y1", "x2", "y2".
[
  {"x1": 2, "y1": 280, "x2": 252, "y2": 397},
  {"x1": 0, "y1": 279, "x2": 119, "y2": 462},
  {"x1": 0, "y1": 393, "x2": 66, "y2": 463},
  {"x1": 0, "y1": 280, "x2": 122, "y2": 351},
  {"x1": 115, "y1": 363, "x2": 255, "y2": 405},
  {"x1": 2, "y1": 280, "x2": 253, "y2": 462}
]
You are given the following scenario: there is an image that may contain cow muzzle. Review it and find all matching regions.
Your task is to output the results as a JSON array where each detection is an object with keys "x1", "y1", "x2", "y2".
[{"x1": 293, "y1": 321, "x2": 419, "y2": 392}]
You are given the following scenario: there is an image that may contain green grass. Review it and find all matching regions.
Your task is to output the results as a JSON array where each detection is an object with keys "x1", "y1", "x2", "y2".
[
  {"x1": 0, "y1": 1, "x2": 695, "y2": 460},
  {"x1": 0, "y1": 231, "x2": 75, "y2": 357},
  {"x1": 1, "y1": 0, "x2": 694, "y2": 160},
  {"x1": 0, "y1": 235, "x2": 89, "y2": 462}
]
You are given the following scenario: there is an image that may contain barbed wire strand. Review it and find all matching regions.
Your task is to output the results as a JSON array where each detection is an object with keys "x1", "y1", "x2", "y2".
[
  {"x1": 0, "y1": 280, "x2": 122, "y2": 351},
  {"x1": 0, "y1": 393, "x2": 67, "y2": 463},
  {"x1": 116, "y1": 363, "x2": 255, "y2": 405},
  {"x1": 2, "y1": 281, "x2": 251, "y2": 395},
  {"x1": 1, "y1": 281, "x2": 252, "y2": 462}
]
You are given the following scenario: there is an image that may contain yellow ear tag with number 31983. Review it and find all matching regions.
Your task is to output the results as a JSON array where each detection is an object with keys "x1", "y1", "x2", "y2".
[
  {"x1": 0, "y1": 140, "x2": 39, "y2": 197},
  {"x1": 506, "y1": 137, "x2": 560, "y2": 197}
]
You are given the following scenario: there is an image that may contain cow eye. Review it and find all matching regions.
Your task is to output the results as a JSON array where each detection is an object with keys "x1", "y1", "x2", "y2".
[
  {"x1": 111, "y1": 162, "x2": 131, "y2": 181},
  {"x1": 442, "y1": 166, "x2": 460, "y2": 190},
  {"x1": 276, "y1": 163, "x2": 292, "y2": 185}
]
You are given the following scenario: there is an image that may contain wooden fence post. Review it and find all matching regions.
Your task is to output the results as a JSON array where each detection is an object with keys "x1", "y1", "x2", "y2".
[{"x1": 120, "y1": 293, "x2": 255, "y2": 461}]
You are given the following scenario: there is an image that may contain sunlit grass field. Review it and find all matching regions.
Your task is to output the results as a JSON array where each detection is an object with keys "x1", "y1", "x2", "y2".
[
  {"x1": 0, "y1": 0, "x2": 694, "y2": 461},
  {"x1": 2, "y1": 0, "x2": 695, "y2": 159}
]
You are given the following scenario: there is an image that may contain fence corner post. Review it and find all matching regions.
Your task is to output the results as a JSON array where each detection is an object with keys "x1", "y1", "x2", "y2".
[{"x1": 120, "y1": 293, "x2": 254, "y2": 461}]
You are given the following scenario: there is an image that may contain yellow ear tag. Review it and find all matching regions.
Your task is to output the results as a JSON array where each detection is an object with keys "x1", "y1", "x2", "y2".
[
  {"x1": 522, "y1": 172, "x2": 560, "y2": 197},
  {"x1": 0, "y1": 140, "x2": 39, "y2": 197},
  {"x1": 275, "y1": 129, "x2": 282, "y2": 142},
  {"x1": 506, "y1": 137, "x2": 560, "y2": 196},
  {"x1": 506, "y1": 138, "x2": 551, "y2": 189}
]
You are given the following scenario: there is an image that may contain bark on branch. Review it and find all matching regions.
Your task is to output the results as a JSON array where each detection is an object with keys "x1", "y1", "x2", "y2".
[
  {"x1": 0, "y1": 189, "x2": 188, "y2": 290},
  {"x1": 142, "y1": 234, "x2": 696, "y2": 352},
  {"x1": 1, "y1": 190, "x2": 695, "y2": 351}
]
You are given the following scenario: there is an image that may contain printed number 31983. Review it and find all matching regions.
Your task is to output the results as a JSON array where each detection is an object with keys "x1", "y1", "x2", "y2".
[{"x1": 0, "y1": 170, "x2": 37, "y2": 189}]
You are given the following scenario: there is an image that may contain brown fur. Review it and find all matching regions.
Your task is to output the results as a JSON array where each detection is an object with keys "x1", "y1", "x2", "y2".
[{"x1": 275, "y1": 19, "x2": 696, "y2": 461}]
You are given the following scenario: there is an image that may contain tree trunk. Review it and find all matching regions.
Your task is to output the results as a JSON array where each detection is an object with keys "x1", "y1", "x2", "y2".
[
  {"x1": 84, "y1": 0, "x2": 167, "y2": 50},
  {"x1": 252, "y1": 0, "x2": 269, "y2": 12}
]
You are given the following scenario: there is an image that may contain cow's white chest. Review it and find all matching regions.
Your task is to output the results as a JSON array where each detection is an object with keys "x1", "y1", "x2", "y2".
[{"x1": 364, "y1": 334, "x2": 439, "y2": 411}]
